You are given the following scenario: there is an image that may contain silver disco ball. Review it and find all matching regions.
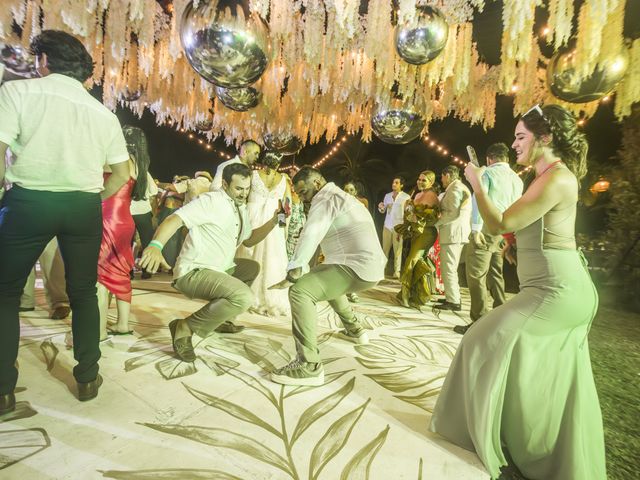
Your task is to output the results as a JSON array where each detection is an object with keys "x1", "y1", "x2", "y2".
[
  {"x1": 547, "y1": 46, "x2": 629, "y2": 103},
  {"x1": 180, "y1": 0, "x2": 269, "y2": 88},
  {"x1": 0, "y1": 42, "x2": 35, "y2": 77},
  {"x1": 263, "y1": 132, "x2": 303, "y2": 155},
  {"x1": 395, "y1": 6, "x2": 448, "y2": 65},
  {"x1": 371, "y1": 107, "x2": 426, "y2": 144},
  {"x1": 215, "y1": 85, "x2": 261, "y2": 111}
]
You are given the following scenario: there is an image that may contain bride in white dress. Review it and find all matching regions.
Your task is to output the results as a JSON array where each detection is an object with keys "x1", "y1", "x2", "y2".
[{"x1": 237, "y1": 153, "x2": 292, "y2": 316}]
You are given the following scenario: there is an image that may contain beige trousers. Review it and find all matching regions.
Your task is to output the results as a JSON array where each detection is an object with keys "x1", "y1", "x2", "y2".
[
  {"x1": 172, "y1": 259, "x2": 259, "y2": 338},
  {"x1": 20, "y1": 238, "x2": 69, "y2": 310},
  {"x1": 382, "y1": 227, "x2": 403, "y2": 276},
  {"x1": 439, "y1": 242, "x2": 465, "y2": 304},
  {"x1": 290, "y1": 264, "x2": 377, "y2": 363}
]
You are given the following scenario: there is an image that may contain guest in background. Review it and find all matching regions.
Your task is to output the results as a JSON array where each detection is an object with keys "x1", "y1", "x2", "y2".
[
  {"x1": 129, "y1": 132, "x2": 157, "y2": 280},
  {"x1": 210, "y1": 140, "x2": 261, "y2": 191},
  {"x1": 457, "y1": 143, "x2": 523, "y2": 334},
  {"x1": 156, "y1": 175, "x2": 187, "y2": 269},
  {"x1": 173, "y1": 170, "x2": 212, "y2": 204},
  {"x1": 433, "y1": 165, "x2": 472, "y2": 312},
  {"x1": 343, "y1": 180, "x2": 369, "y2": 209},
  {"x1": 20, "y1": 239, "x2": 70, "y2": 319},
  {"x1": 378, "y1": 176, "x2": 410, "y2": 278},
  {"x1": 96, "y1": 126, "x2": 149, "y2": 337},
  {"x1": 396, "y1": 171, "x2": 440, "y2": 308},
  {"x1": 0, "y1": 30, "x2": 130, "y2": 409}
]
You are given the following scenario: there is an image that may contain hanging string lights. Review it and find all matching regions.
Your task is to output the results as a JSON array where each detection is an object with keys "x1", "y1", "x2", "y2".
[{"x1": 179, "y1": 128, "x2": 233, "y2": 159}]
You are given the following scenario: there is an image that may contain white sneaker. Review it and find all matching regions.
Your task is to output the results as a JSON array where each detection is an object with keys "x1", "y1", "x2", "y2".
[
  {"x1": 271, "y1": 359, "x2": 325, "y2": 386},
  {"x1": 337, "y1": 329, "x2": 369, "y2": 345}
]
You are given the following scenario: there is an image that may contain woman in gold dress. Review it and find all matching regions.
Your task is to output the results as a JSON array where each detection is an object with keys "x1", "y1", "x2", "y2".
[{"x1": 396, "y1": 171, "x2": 440, "y2": 307}]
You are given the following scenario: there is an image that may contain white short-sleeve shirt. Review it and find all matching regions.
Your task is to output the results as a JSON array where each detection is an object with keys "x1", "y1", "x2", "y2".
[
  {"x1": 0, "y1": 73, "x2": 129, "y2": 192},
  {"x1": 173, "y1": 190, "x2": 253, "y2": 279}
]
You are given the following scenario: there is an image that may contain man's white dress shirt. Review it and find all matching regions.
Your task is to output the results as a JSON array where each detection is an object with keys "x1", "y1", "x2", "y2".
[
  {"x1": 382, "y1": 190, "x2": 410, "y2": 229},
  {"x1": 288, "y1": 182, "x2": 386, "y2": 282},
  {"x1": 174, "y1": 190, "x2": 252, "y2": 279},
  {"x1": 0, "y1": 73, "x2": 129, "y2": 192}
]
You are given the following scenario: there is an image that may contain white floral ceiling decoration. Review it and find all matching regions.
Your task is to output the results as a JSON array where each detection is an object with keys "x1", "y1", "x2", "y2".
[{"x1": 1, "y1": 0, "x2": 637, "y2": 146}]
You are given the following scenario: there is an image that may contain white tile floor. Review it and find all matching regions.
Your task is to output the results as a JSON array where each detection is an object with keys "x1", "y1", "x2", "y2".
[{"x1": 1, "y1": 275, "x2": 488, "y2": 480}]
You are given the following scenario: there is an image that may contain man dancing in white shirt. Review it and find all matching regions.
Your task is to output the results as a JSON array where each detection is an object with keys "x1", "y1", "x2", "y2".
[{"x1": 271, "y1": 167, "x2": 387, "y2": 387}]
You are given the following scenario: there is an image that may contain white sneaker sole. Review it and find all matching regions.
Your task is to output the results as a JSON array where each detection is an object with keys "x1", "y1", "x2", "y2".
[
  {"x1": 270, "y1": 371, "x2": 325, "y2": 386},
  {"x1": 337, "y1": 330, "x2": 370, "y2": 345}
]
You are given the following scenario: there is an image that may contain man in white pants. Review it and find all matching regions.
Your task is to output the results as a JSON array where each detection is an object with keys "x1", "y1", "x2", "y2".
[
  {"x1": 378, "y1": 176, "x2": 410, "y2": 278},
  {"x1": 434, "y1": 166, "x2": 472, "y2": 312}
]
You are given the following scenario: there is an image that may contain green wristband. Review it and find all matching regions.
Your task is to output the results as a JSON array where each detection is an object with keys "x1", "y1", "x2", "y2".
[{"x1": 149, "y1": 240, "x2": 164, "y2": 250}]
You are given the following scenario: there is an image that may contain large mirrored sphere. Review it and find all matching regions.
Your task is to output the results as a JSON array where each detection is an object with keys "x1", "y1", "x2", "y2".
[
  {"x1": 371, "y1": 108, "x2": 426, "y2": 144},
  {"x1": 0, "y1": 43, "x2": 35, "y2": 77},
  {"x1": 395, "y1": 6, "x2": 448, "y2": 65},
  {"x1": 215, "y1": 85, "x2": 261, "y2": 111},
  {"x1": 547, "y1": 46, "x2": 629, "y2": 103},
  {"x1": 263, "y1": 132, "x2": 303, "y2": 155},
  {"x1": 180, "y1": 1, "x2": 268, "y2": 88}
]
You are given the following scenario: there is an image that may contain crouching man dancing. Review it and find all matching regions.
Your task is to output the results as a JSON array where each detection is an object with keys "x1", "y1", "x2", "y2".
[
  {"x1": 271, "y1": 167, "x2": 386, "y2": 386},
  {"x1": 139, "y1": 163, "x2": 278, "y2": 361}
]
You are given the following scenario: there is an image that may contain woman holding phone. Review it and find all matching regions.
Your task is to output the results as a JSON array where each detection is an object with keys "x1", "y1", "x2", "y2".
[{"x1": 430, "y1": 105, "x2": 605, "y2": 480}]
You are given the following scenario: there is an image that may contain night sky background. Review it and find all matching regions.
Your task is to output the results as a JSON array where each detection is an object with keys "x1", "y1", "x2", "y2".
[{"x1": 103, "y1": 0, "x2": 639, "y2": 236}]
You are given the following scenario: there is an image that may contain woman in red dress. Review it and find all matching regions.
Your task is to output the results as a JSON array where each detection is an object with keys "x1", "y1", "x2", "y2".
[{"x1": 97, "y1": 126, "x2": 150, "y2": 338}]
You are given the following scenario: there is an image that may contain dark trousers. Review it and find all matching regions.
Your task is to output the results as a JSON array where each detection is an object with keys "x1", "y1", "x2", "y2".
[
  {"x1": 0, "y1": 186, "x2": 102, "y2": 394},
  {"x1": 156, "y1": 206, "x2": 183, "y2": 267},
  {"x1": 132, "y1": 211, "x2": 154, "y2": 258}
]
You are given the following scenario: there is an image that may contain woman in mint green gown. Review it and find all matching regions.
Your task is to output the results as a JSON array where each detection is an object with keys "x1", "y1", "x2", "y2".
[{"x1": 430, "y1": 104, "x2": 606, "y2": 480}]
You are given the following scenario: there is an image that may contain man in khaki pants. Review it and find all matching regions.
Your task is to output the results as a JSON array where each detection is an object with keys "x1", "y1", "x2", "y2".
[
  {"x1": 434, "y1": 166, "x2": 472, "y2": 312},
  {"x1": 139, "y1": 163, "x2": 279, "y2": 362},
  {"x1": 455, "y1": 143, "x2": 523, "y2": 334},
  {"x1": 20, "y1": 238, "x2": 70, "y2": 319},
  {"x1": 271, "y1": 167, "x2": 387, "y2": 387},
  {"x1": 378, "y1": 176, "x2": 410, "y2": 278}
]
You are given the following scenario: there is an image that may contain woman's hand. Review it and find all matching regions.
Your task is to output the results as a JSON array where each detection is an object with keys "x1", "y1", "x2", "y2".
[{"x1": 464, "y1": 163, "x2": 486, "y2": 193}]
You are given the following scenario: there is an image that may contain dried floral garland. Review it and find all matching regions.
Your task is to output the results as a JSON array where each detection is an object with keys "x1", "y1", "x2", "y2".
[{"x1": 1, "y1": 0, "x2": 634, "y2": 147}]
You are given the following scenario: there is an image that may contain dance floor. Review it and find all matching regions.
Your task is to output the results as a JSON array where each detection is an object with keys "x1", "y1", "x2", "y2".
[{"x1": 2, "y1": 274, "x2": 489, "y2": 479}]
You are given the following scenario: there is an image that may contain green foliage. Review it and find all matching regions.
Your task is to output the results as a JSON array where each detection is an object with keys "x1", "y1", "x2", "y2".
[{"x1": 605, "y1": 107, "x2": 640, "y2": 311}]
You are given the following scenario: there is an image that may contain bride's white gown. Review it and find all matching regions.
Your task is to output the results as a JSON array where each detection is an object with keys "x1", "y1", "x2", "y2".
[{"x1": 237, "y1": 171, "x2": 290, "y2": 316}]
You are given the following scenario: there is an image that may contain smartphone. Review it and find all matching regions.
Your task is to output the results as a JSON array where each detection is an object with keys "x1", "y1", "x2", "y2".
[{"x1": 466, "y1": 145, "x2": 480, "y2": 167}]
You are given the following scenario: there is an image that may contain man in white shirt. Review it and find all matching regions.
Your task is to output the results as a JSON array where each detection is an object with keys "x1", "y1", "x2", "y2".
[
  {"x1": 456, "y1": 143, "x2": 523, "y2": 334},
  {"x1": 0, "y1": 31, "x2": 130, "y2": 413},
  {"x1": 210, "y1": 140, "x2": 261, "y2": 191},
  {"x1": 378, "y1": 176, "x2": 410, "y2": 278},
  {"x1": 139, "y1": 163, "x2": 279, "y2": 362},
  {"x1": 271, "y1": 167, "x2": 387, "y2": 387},
  {"x1": 434, "y1": 165, "x2": 472, "y2": 312},
  {"x1": 173, "y1": 170, "x2": 212, "y2": 204}
]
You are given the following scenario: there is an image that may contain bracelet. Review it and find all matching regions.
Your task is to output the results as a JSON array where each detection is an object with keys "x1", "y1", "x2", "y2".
[{"x1": 148, "y1": 240, "x2": 164, "y2": 250}]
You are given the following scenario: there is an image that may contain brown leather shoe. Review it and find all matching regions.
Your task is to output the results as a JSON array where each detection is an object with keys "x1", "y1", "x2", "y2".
[
  {"x1": 214, "y1": 321, "x2": 245, "y2": 334},
  {"x1": 78, "y1": 374, "x2": 103, "y2": 401},
  {"x1": 50, "y1": 306, "x2": 71, "y2": 320},
  {"x1": 0, "y1": 392, "x2": 16, "y2": 415},
  {"x1": 169, "y1": 319, "x2": 196, "y2": 362}
]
